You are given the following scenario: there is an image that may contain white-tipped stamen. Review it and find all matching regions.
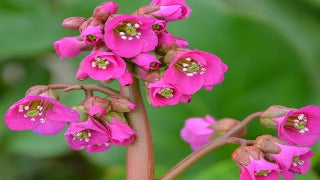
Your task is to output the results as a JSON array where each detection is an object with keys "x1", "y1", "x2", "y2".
[
  {"x1": 134, "y1": 23, "x2": 140, "y2": 28},
  {"x1": 186, "y1": 58, "x2": 192, "y2": 61},
  {"x1": 31, "y1": 118, "x2": 35, "y2": 122},
  {"x1": 182, "y1": 68, "x2": 187, "y2": 71},
  {"x1": 119, "y1": 32, "x2": 125, "y2": 36},
  {"x1": 128, "y1": 37, "x2": 133, "y2": 41},
  {"x1": 186, "y1": 73, "x2": 194, "y2": 76},
  {"x1": 182, "y1": 63, "x2": 189, "y2": 67},
  {"x1": 127, "y1": 23, "x2": 132, "y2": 27},
  {"x1": 24, "y1": 106, "x2": 30, "y2": 111},
  {"x1": 121, "y1": 36, "x2": 127, "y2": 40},
  {"x1": 92, "y1": 62, "x2": 97, "y2": 68}
]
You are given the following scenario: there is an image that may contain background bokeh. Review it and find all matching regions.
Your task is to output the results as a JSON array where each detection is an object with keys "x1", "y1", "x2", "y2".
[{"x1": 1, "y1": 0, "x2": 320, "y2": 179}]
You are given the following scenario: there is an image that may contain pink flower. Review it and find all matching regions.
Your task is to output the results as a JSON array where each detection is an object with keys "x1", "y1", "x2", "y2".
[
  {"x1": 132, "y1": 53, "x2": 161, "y2": 70},
  {"x1": 174, "y1": 36, "x2": 188, "y2": 48},
  {"x1": 158, "y1": 31, "x2": 189, "y2": 48},
  {"x1": 149, "y1": 0, "x2": 192, "y2": 22},
  {"x1": 5, "y1": 96, "x2": 79, "y2": 135},
  {"x1": 106, "y1": 118, "x2": 136, "y2": 146},
  {"x1": 104, "y1": 14, "x2": 158, "y2": 58},
  {"x1": 86, "y1": 143, "x2": 113, "y2": 153},
  {"x1": 147, "y1": 79, "x2": 191, "y2": 107},
  {"x1": 75, "y1": 68, "x2": 89, "y2": 81},
  {"x1": 180, "y1": 115, "x2": 215, "y2": 151},
  {"x1": 163, "y1": 50, "x2": 228, "y2": 94},
  {"x1": 53, "y1": 37, "x2": 85, "y2": 59},
  {"x1": 80, "y1": 51, "x2": 126, "y2": 81},
  {"x1": 118, "y1": 72, "x2": 133, "y2": 86},
  {"x1": 83, "y1": 96, "x2": 110, "y2": 117},
  {"x1": 240, "y1": 157, "x2": 279, "y2": 180},
  {"x1": 272, "y1": 105, "x2": 320, "y2": 146},
  {"x1": 64, "y1": 118, "x2": 111, "y2": 152},
  {"x1": 81, "y1": 26, "x2": 104, "y2": 45},
  {"x1": 152, "y1": 20, "x2": 166, "y2": 34}
]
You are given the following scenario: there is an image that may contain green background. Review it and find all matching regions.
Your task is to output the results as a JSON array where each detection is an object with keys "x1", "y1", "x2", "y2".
[{"x1": 1, "y1": 0, "x2": 320, "y2": 179}]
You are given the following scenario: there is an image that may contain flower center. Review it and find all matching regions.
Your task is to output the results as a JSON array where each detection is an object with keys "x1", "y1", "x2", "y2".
[
  {"x1": 284, "y1": 114, "x2": 309, "y2": 134},
  {"x1": 73, "y1": 130, "x2": 92, "y2": 143},
  {"x1": 114, "y1": 21, "x2": 142, "y2": 41},
  {"x1": 255, "y1": 170, "x2": 271, "y2": 177},
  {"x1": 152, "y1": 24, "x2": 163, "y2": 31},
  {"x1": 91, "y1": 57, "x2": 110, "y2": 69},
  {"x1": 158, "y1": 88, "x2": 174, "y2": 99},
  {"x1": 292, "y1": 156, "x2": 304, "y2": 167},
  {"x1": 19, "y1": 100, "x2": 51, "y2": 123},
  {"x1": 174, "y1": 57, "x2": 206, "y2": 77},
  {"x1": 87, "y1": 35, "x2": 97, "y2": 42}
]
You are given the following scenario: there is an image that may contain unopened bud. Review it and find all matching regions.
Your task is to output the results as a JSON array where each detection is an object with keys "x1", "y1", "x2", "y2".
[
  {"x1": 102, "y1": 111, "x2": 127, "y2": 123},
  {"x1": 79, "y1": 18, "x2": 103, "y2": 32},
  {"x1": 71, "y1": 105, "x2": 88, "y2": 122},
  {"x1": 93, "y1": 1, "x2": 118, "y2": 21},
  {"x1": 260, "y1": 105, "x2": 292, "y2": 129},
  {"x1": 25, "y1": 85, "x2": 49, "y2": 96},
  {"x1": 144, "y1": 71, "x2": 163, "y2": 89},
  {"x1": 111, "y1": 96, "x2": 135, "y2": 112},
  {"x1": 62, "y1": 17, "x2": 87, "y2": 30},
  {"x1": 135, "y1": 5, "x2": 160, "y2": 15},
  {"x1": 84, "y1": 96, "x2": 111, "y2": 117},
  {"x1": 38, "y1": 89, "x2": 60, "y2": 100},
  {"x1": 209, "y1": 118, "x2": 246, "y2": 140},
  {"x1": 232, "y1": 146, "x2": 261, "y2": 166},
  {"x1": 255, "y1": 135, "x2": 286, "y2": 154},
  {"x1": 75, "y1": 68, "x2": 88, "y2": 81}
]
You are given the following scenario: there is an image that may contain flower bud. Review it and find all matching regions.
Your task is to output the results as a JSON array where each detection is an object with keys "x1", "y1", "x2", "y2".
[
  {"x1": 102, "y1": 111, "x2": 127, "y2": 123},
  {"x1": 25, "y1": 85, "x2": 49, "y2": 96},
  {"x1": 254, "y1": 135, "x2": 284, "y2": 154},
  {"x1": 118, "y1": 72, "x2": 134, "y2": 87},
  {"x1": 260, "y1": 105, "x2": 292, "y2": 129},
  {"x1": 38, "y1": 89, "x2": 60, "y2": 100},
  {"x1": 75, "y1": 68, "x2": 89, "y2": 81},
  {"x1": 111, "y1": 96, "x2": 135, "y2": 112},
  {"x1": 62, "y1": 17, "x2": 86, "y2": 30},
  {"x1": 83, "y1": 96, "x2": 111, "y2": 117},
  {"x1": 232, "y1": 146, "x2": 261, "y2": 166},
  {"x1": 71, "y1": 105, "x2": 89, "y2": 122},
  {"x1": 79, "y1": 18, "x2": 103, "y2": 32},
  {"x1": 208, "y1": 118, "x2": 246, "y2": 140},
  {"x1": 106, "y1": 118, "x2": 135, "y2": 146},
  {"x1": 132, "y1": 53, "x2": 161, "y2": 71},
  {"x1": 145, "y1": 71, "x2": 163, "y2": 85},
  {"x1": 93, "y1": 1, "x2": 118, "y2": 21}
]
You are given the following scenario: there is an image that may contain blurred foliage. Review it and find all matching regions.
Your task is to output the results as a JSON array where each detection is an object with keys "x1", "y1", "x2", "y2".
[{"x1": 0, "y1": 0, "x2": 320, "y2": 179}]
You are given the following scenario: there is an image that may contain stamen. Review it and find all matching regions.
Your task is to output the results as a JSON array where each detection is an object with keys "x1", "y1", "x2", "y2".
[
  {"x1": 134, "y1": 23, "x2": 140, "y2": 28},
  {"x1": 158, "y1": 88, "x2": 174, "y2": 99}
]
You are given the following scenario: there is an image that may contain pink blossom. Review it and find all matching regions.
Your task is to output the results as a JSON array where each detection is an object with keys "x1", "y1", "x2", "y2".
[
  {"x1": 104, "y1": 14, "x2": 158, "y2": 58},
  {"x1": 180, "y1": 115, "x2": 215, "y2": 151},
  {"x1": 272, "y1": 105, "x2": 320, "y2": 146},
  {"x1": 80, "y1": 51, "x2": 126, "y2": 81},
  {"x1": 152, "y1": 20, "x2": 166, "y2": 34},
  {"x1": 133, "y1": 53, "x2": 161, "y2": 70},
  {"x1": 163, "y1": 50, "x2": 228, "y2": 94},
  {"x1": 240, "y1": 157, "x2": 279, "y2": 180},
  {"x1": 148, "y1": 79, "x2": 192, "y2": 107},
  {"x1": 93, "y1": 1, "x2": 118, "y2": 21},
  {"x1": 5, "y1": 96, "x2": 79, "y2": 135},
  {"x1": 83, "y1": 96, "x2": 110, "y2": 117},
  {"x1": 106, "y1": 118, "x2": 136, "y2": 146},
  {"x1": 118, "y1": 72, "x2": 133, "y2": 86},
  {"x1": 81, "y1": 26, "x2": 104, "y2": 45},
  {"x1": 158, "y1": 31, "x2": 189, "y2": 49},
  {"x1": 53, "y1": 36, "x2": 85, "y2": 59},
  {"x1": 174, "y1": 36, "x2": 188, "y2": 48},
  {"x1": 86, "y1": 143, "x2": 113, "y2": 153},
  {"x1": 64, "y1": 118, "x2": 110, "y2": 152},
  {"x1": 75, "y1": 68, "x2": 89, "y2": 81},
  {"x1": 149, "y1": 0, "x2": 192, "y2": 22}
]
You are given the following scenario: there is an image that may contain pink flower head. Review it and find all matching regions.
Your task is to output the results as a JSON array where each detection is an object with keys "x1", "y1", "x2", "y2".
[
  {"x1": 5, "y1": 96, "x2": 79, "y2": 135},
  {"x1": 272, "y1": 105, "x2": 320, "y2": 146},
  {"x1": 81, "y1": 26, "x2": 104, "y2": 45},
  {"x1": 152, "y1": 20, "x2": 166, "y2": 34},
  {"x1": 118, "y1": 72, "x2": 133, "y2": 86},
  {"x1": 148, "y1": 79, "x2": 192, "y2": 107},
  {"x1": 106, "y1": 118, "x2": 136, "y2": 146},
  {"x1": 158, "y1": 31, "x2": 188, "y2": 49},
  {"x1": 104, "y1": 14, "x2": 158, "y2": 58},
  {"x1": 83, "y1": 96, "x2": 110, "y2": 117},
  {"x1": 80, "y1": 51, "x2": 126, "y2": 81},
  {"x1": 180, "y1": 115, "x2": 215, "y2": 151},
  {"x1": 240, "y1": 157, "x2": 279, "y2": 180},
  {"x1": 75, "y1": 68, "x2": 89, "y2": 81},
  {"x1": 64, "y1": 118, "x2": 111, "y2": 153},
  {"x1": 53, "y1": 36, "x2": 85, "y2": 59},
  {"x1": 133, "y1": 53, "x2": 161, "y2": 70},
  {"x1": 269, "y1": 144, "x2": 313, "y2": 177},
  {"x1": 149, "y1": 0, "x2": 192, "y2": 22},
  {"x1": 163, "y1": 50, "x2": 228, "y2": 94}
]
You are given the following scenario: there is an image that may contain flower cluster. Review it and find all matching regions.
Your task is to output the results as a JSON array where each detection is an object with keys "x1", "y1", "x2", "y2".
[
  {"x1": 232, "y1": 135, "x2": 314, "y2": 180},
  {"x1": 53, "y1": 0, "x2": 228, "y2": 107},
  {"x1": 5, "y1": 87, "x2": 136, "y2": 153}
]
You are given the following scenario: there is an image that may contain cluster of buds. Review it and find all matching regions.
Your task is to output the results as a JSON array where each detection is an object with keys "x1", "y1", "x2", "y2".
[
  {"x1": 4, "y1": 87, "x2": 136, "y2": 153},
  {"x1": 180, "y1": 115, "x2": 245, "y2": 150},
  {"x1": 53, "y1": 0, "x2": 228, "y2": 107},
  {"x1": 232, "y1": 135, "x2": 314, "y2": 180}
]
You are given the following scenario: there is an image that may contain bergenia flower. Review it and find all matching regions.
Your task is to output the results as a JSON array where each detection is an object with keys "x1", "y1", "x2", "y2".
[
  {"x1": 79, "y1": 51, "x2": 126, "y2": 81},
  {"x1": 93, "y1": 1, "x2": 118, "y2": 21},
  {"x1": 118, "y1": 72, "x2": 134, "y2": 86},
  {"x1": 132, "y1": 53, "x2": 161, "y2": 70},
  {"x1": 86, "y1": 143, "x2": 113, "y2": 153},
  {"x1": 53, "y1": 37, "x2": 85, "y2": 59},
  {"x1": 81, "y1": 26, "x2": 104, "y2": 45},
  {"x1": 174, "y1": 36, "x2": 188, "y2": 48},
  {"x1": 5, "y1": 96, "x2": 79, "y2": 135},
  {"x1": 147, "y1": 79, "x2": 191, "y2": 107},
  {"x1": 152, "y1": 20, "x2": 166, "y2": 34},
  {"x1": 83, "y1": 96, "x2": 110, "y2": 117},
  {"x1": 104, "y1": 14, "x2": 158, "y2": 58},
  {"x1": 180, "y1": 115, "x2": 215, "y2": 151},
  {"x1": 64, "y1": 118, "x2": 111, "y2": 153},
  {"x1": 272, "y1": 105, "x2": 320, "y2": 146},
  {"x1": 75, "y1": 68, "x2": 89, "y2": 81},
  {"x1": 163, "y1": 50, "x2": 228, "y2": 94},
  {"x1": 240, "y1": 157, "x2": 279, "y2": 180},
  {"x1": 268, "y1": 144, "x2": 313, "y2": 179},
  {"x1": 149, "y1": 0, "x2": 192, "y2": 22},
  {"x1": 106, "y1": 118, "x2": 136, "y2": 146}
]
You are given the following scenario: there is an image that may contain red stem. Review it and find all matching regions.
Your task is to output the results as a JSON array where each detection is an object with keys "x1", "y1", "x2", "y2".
[{"x1": 121, "y1": 78, "x2": 155, "y2": 180}]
